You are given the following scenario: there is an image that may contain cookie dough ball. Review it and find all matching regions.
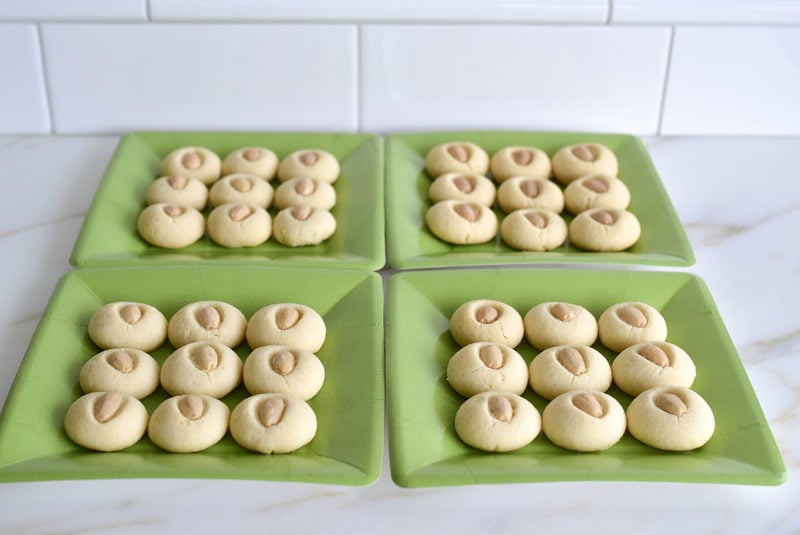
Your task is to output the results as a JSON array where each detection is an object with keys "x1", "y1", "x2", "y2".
[
  {"x1": 88, "y1": 302, "x2": 167, "y2": 352},
  {"x1": 612, "y1": 342, "x2": 696, "y2": 396},
  {"x1": 64, "y1": 392, "x2": 148, "y2": 452},
  {"x1": 243, "y1": 346, "x2": 325, "y2": 401},
  {"x1": 542, "y1": 391, "x2": 626, "y2": 452},
  {"x1": 563, "y1": 174, "x2": 631, "y2": 215},
  {"x1": 230, "y1": 393, "x2": 317, "y2": 454},
  {"x1": 148, "y1": 394, "x2": 230, "y2": 453},
  {"x1": 426, "y1": 200, "x2": 498, "y2": 245},
  {"x1": 490, "y1": 146, "x2": 551, "y2": 182},
  {"x1": 221, "y1": 147, "x2": 279, "y2": 180},
  {"x1": 208, "y1": 174, "x2": 274, "y2": 209},
  {"x1": 274, "y1": 177, "x2": 336, "y2": 211},
  {"x1": 598, "y1": 302, "x2": 667, "y2": 353},
  {"x1": 160, "y1": 146, "x2": 221, "y2": 185},
  {"x1": 551, "y1": 143, "x2": 618, "y2": 185},
  {"x1": 207, "y1": 203, "x2": 271, "y2": 248},
  {"x1": 568, "y1": 208, "x2": 641, "y2": 252},
  {"x1": 450, "y1": 300, "x2": 524, "y2": 348},
  {"x1": 528, "y1": 345, "x2": 612, "y2": 400},
  {"x1": 425, "y1": 141, "x2": 489, "y2": 177},
  {"x1": 454, "y1": 391, "x2": 541, "y2": 452},
  {"x1": 446, "y1": 343, "x2": 528, "y2": 398},
  {"x1": 277, "y1": 149, "x2": 339, "y2": 184},
  {"x1": 168, "y1": 301, "x2": 247, "y2": 348},
  {"x1": 428, "y1": 173, "x2": 496, "y2": 207},
  {"x1": 627, "y1": 386, "x2": 715, "y2": 451},
  {"x1": 523, "y1": 302, "x2": 598, "y2": 350},
  {"x1": 246, "y1": 303, "x2": 326, "y2": 353},
  {"x1": 272, "y1": 205, "x2": 336, "y2": 247},
  {"x1": 160, "y1": 341, "x2": 243, "y2": 398},
  {"x1": 79, "y1": 349, "x2": 160, "y2": 399},
  {"x1": 146, "y1": 175, "x2": 209, "y2": 210},
  {"x1": 496, "y1": 177, "x2": 564, "y2": 214},
  {"x1": 500, "y1": 209, "x2": 567, "y2": 252},
  {"x1": 137, "y1": 203, "x2": 205, "y2": 249}
]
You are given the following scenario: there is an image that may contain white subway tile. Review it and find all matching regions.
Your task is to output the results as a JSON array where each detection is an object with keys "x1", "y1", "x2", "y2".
[
  {"x1": 361, "y1": 25, "x2": 670, "y2": 135},
  {"x1": 151, "y1": 0, "x2": 607, "y2": 23},
  {"x1": 41, "y1": 24, "x2": 358, "y2": 134},
  {"x1": 0, "y1": 0, "x2": 146, "y2": 21},
  {"x1": 612, "y1": 0, "x2": 800, "y2": 25},
  {"x1": 0, "y1": 25, "x2": 50, "y2": 134},
  {"x1": 662, "y1": 27, "x2": 800, "y2": 135}
]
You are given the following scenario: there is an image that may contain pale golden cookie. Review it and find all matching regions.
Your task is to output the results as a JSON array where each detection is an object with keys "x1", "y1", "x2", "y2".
[
  {"x1": 490, "y1": 146, "x2": 551, "y2": 182},
  {"x1": 64, "y1": 392, "x2": 148, "y2": 452},
  {"x1": 563, "y1": 174, "x2": 631, "y2": 215},
  {"x1": 246, "y1": 303, "x2": 326, "y2": 353},
  {"x1": 627, "y1": 386, "x2": 715, "y2": 451},
  {"x1": 221, "y1": 147, "x2": 279, "y2": 180},
  {"x1": 454, "y1": 391, "x2": 541, "y2": 452},
  {"x1": 568, "y1": 208, "x2": 641, "y2": 252},
  {"x1": 88, "y1": 302, "x2": 168, "y2": 352},
  {"x1": 425, "y1": 200, "x2": 498, "y2": 245},
  {"x1": 523, "y1": 302, "x2": 598, "y2": 350},
  {"x1": 160, "y1": 341, "x2": 243, "y2": 398},
  {"x1": 277, "y1": 149, "x2": 339, "y2": 184},
  {"x1": 542, "y1": 391, "x2": 626, "y2": 452},
  {"x1": 612, "y1": 342, "x2": 696, "y2": 396},
  {"x1": 450, "y1": 299, "x2": 524, "y2": 348},
  {"x1": 272, "y1": 205, "x2": 336, "y2": 247},
  {"x1": 446, "y1": 342, "x2": 528, "y2": 398},
  {"x1": 137, "y1": 203, "x2": 205, "y2": 249},
  {"x1": 425, "y1": 141, "x2": 489, "y2": 177},
  {"x1": 168, "y1": 301, "x2": 247, "y2": 348},
  {"x1": 496, "y1": 177, "x2": 564, "y2": 214},
  {"x1": 148, "y1": 394, "x2": 230, "y2": 453},
  {"x1": 160, "y1": 146, "x2": 221, "y2": 185},
  {"x1": 551, "y1": 143, "x2": 618, "y2": 185},
  {"x1": 528, "y1": 345, "x2": 612, "y2": 400},
  {"x1": 146, "y1": 175, "x2": 209, "y2": 210},
  {"x1": 274, "y1": 177, "x2": 337, "y2": 211},
  {"x1": 207, "y1": 203, "x2": 271, "y2": 248},
  {"x1": 428, "y1": 172, "x2": 496, "y2": 207},
  {"x1": 598, "y1": 301, "x2": 667, "y2": 353},
  {"x1": 208, "y1": 174, "x2": 274, "y2": 209},
  {"x1": 79, "y1": 348, "x2": 160, "y2": 400},
  {"x1": 230, "y1": 393, "x2": 317, "y2": 454},
  {"x1": 500, "y1": 208, "x2": 567, "y2": 252},
  {"x1": 243, "y1": 346, "x2": 325, "y2": 401}
]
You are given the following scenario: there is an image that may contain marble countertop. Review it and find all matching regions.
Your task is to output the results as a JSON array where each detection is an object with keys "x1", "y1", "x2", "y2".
[{"x1": 0, "y1": 135, "x2": 797, "y2": 533}]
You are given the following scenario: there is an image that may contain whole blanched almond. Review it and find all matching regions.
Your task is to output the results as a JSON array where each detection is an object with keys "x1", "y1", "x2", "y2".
[
  {"x1": 191, "y1": 345, "x2": 219, "y2": 371},
  {"x1": 488, "y1": 395, "x2": 513, "y2": 422},
  {"x1": 276, "y1": 307, "x2": 302, "y2": 330},
  {"x1": 452, "y1": 176, "x2": 474, "y2": 193},
  {"x1": 196, "y1": 306, "x2": 221, "y2": 330},
  {"x1": 454, "y1": 203, "x2": 480, "y2": 222},
  {"x1": 478, "y1": 345, "x2": 504, "y2": 370},
  {"x1": 182, "y1": 152, "x2": 202, "y2": 170},
  {"x1": 291, "y1": 205, "x2": 313, "y2": 221},
  {"x1": 178, "y1": 395, "x2": 205, "y2": 420},
  {"x1": 591, "y1": 210, "x2": 616, "y2": 225},
  {"x1": 572, "y1": 392, "x2": 605, "y2": 418},
  {"x1": 258, "y1": 397, "x2": 286, "y2": 427},
  {"x1": 572, "y1": 145, "x2": 597, "y2": 162},
  {"x1": 107, "y1": 351, "x2": 134, "y2": 373},
  {"x1": 299, "y1": 151, "x2": 318, "y2": 166},
  {"x1": 556, "y1": 347, "x2": 586, "y2": 376},
  {"x1": 512, "y1": 149, "x2": 533, "y2": 166},
  {"x1": 243, "y1": 148, "x2": 261, "y2": 161},
  {"x1": 270, "y1": 350, "x2": 297, "y2": 376},
  {"x1": 638, "y1": 344, "x2": 669, "y2": 367},
  {"x1": 583, "y1": 177, "x2": 608, "y2": 193},
  {"x1": 167, "y1": 175, "x2": 188, "y2": 189},
  {"x1": 654, "y1": 392, "x2": 688, "y2": 416},
  {"x1": 525, "y1": 212, "x2": 547, "y2": 228},
  {"x1": 230, "y1": 177, "x2": 253, "y2": 192},
  {"x1": 549, "y1": 303, "x2": 576, "y2": 322},
  {"x1": 447, "y1": 144, "x2": 470, "y2": 163},
  {"x1": 617, "y1": 305, "x2": 648, "y2": 328},
  {"x1": 163, "y1": 204, "x2": 185, "y2": 217},
  {"x1": 520, "y1": 180, "x2": 540, "y2": 198},
  {"x1": 94, "y1": 392, "x2": 125, "y2": 423},
  {"x1": 294, "y1": 178, "x2": 316, "y2": 196},
  {"x1": 229, "y1": 204, "x2": 253, "y2": 222},
  {"x1": 119, "y1": 304, "x2": 143, "y2": 325},
  {"x1": 475, "y1": 305, "x2": 500, "y2": 324}
]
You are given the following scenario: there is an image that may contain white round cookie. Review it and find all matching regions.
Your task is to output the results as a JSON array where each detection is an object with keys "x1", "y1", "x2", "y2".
[
  {"x1": 138, "y1": 203, "x2": 205, "y2": 249},
  {"x1": 428, "y1": 173, "x2": 496, "y2": 207},
  {"x1": 148, "y1": 394, "x2": 231, "y2": 453},
  {"x1": 168, "y1": 300, "x2": 248, "y2": 348},
  {"x1": 542, "y1": 391, "x2": 626, "y2": 452},
  {"x1": 274, "y1": 177, "x2": 337, "y2": 211},
  {"x1": 528, "y1": 345, "x2": 612, "y2": 400},
  {"x1": 612, "y1": 342, "x2": 696, "y2": 396},
  {"x1": 207, "y1": 203, "x2": 271, "y2": 248},
  {"x1": 64, "y1": 392, "x2": 148, "y2": 452},
  {"x1": 598, "y1": 301, "x2": 667, "y2": 353},
  {"x1": 160, "y1": 146, "x2": 221, "y2": 185},
  {"x1": 551, "y1": 143, "x2": 618, "y2": 185},
  {"x1": 425, "y1": 141, "x2": 489, "y2": 177},
  {"x1": 500, "y1": 208, "x2": 568, "y2": 252},
  {"x1": 454, "y1": 391, "x2": 541, "y2": 452},
  {"x1": 221, "y1": 147, "x2": 279, "y2": 180},
  {"x1": 246, "y1": 303, "x2": 326, "y2": 353},
  {"x1": 88, "y1": 302, "x2": 168, "y2": 352},
  {"x1": 450, "y1": 299, "x2": 524, "y2": 348},
  {"x1": 563, "y1": 174, "x2": 631, "y2": 215},
  {"x1": 146, "y1": 175, "x2": 209, "y2": 210},
  {"x1": 426, "y1": 200, "x2": 498, "y2": 245},
  {"x1": 208, "y1": 174, "x2": 274, "y2": 209},
  {"x1": 230, "y1": 393, "x2": 317, "y2": 454},
  {"x1": 160, "y1": 341, "x2": 243, "y2": 398},
  {"x1": 79, "y1": 348, "x2": 160, "y2": 400},
  {"x1": 523, "y1": 302, "x2": 598, "y2": 350},
  {"x1": 568, "y1": 208, "x2": 641, "y2": 252},
  {"x1": 243, "y1": 346, "x2": 325, "y2": 401},
  {"x1": 496, "y1": 177, "x2": 564, "y2": 214},
  {"x1": 627, "y1": 386, "x2": 715, "y2": 451},
  {"x1": 490, "y1": 146, "x2": 551, "y2": 182},
  {"x1": 272, "y1": 205, "x2": 336, "y2": 247},
  {"x1": 277, "y1": 149, "x2": 339, "y2": 184},
  {"x1": 446, "y1": 342, "x2": 529, "y2": 398}
]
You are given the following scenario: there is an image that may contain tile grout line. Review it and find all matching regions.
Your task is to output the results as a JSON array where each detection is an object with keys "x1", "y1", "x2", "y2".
[
  {"x1": 355, "y1": 24, "x2": 363, "y2": 133},
  {"x1": 34, "y1": 23, "x2": 56, "y2": 135},
  {"x1": 656, "y1": 26, "x2": 676, "y2": 135}
]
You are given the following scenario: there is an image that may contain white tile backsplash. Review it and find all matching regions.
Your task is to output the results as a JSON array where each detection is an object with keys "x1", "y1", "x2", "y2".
[
  {"x1": 0, "y1": 0, "x2": 146, "y2": 21},
  {"x1": 360, "y1": 25, "x2": 670, "y2": 134},
  {"x1": 613, "y1": 0, "x2": 800, "y2": 25},
  {"x1": 661, "y1": 27, "x2": 800, "y2": 135},
  {"x1": 41, "y1": 24, "x2": 358, "y2": 134},
  {"x1": 0, "y1": 24, "x2": 50, "y2": 134}
]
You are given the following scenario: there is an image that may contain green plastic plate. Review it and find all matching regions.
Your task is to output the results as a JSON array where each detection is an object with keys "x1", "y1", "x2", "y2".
[
  {"x1": 0, "y1": 266, "x2": 383, "y2": 485},
  {"x1": 385, "y1": 131, "x2": 695, "y2": 269},
  {"x1": 70, "y1": 132, "x2": 385, "y2": 270},
  {"x1": 386, "y1": 269, "x2": 785, "y2": 488}
]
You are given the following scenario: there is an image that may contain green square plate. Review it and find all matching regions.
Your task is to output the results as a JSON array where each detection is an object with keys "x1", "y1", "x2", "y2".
[
  {"x1": 386, "y1": 269, "x2": 785, "y2": 488},
  {"x1": 385, "y1": 131, "x2": 694, "y2": 269},
  {"x1": 70, "y1": 132, "x2": 385, "y2": 270},
  {"x1": 0, "y1": 266, "x2": 383, "y2": 485}
]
